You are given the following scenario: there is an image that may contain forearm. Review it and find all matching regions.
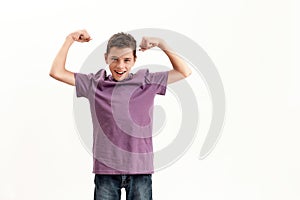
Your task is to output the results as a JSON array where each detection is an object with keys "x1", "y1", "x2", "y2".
[
  {"x1": 158, "y1": 40, "x2": 192, "y2": 77},
  {"x1": 49, "y1": 30, "x2": 91, "y2": 86},
  {"x1": 50, "y1": 37, "x2": 74, "y2": 77}
]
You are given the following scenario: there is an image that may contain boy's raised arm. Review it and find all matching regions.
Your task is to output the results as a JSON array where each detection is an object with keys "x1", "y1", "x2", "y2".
[
  {"x1": 49, "y1": 30, "x2": 91, "y2": 86},
  {"x1": 139, "y1": 37, "x2": 192, "y2": 84}
]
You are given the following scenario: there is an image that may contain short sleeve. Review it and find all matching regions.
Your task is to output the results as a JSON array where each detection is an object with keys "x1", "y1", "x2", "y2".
[
  {"x1": 145, "y1": 70, "x2": 169, "y2": 95},
  {"x1": 74, "y1": 72, "x2": 94, "y2": 98}
]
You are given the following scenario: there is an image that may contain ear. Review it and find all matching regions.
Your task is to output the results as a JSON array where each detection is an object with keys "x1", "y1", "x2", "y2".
[{"x1": 104, "y1": 53, "x2": 108, "y2": 64}]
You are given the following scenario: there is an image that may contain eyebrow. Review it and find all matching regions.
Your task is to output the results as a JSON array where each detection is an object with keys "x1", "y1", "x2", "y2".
[{"x1": 110, "y1": 56, "x2": 132, "y2": 60}]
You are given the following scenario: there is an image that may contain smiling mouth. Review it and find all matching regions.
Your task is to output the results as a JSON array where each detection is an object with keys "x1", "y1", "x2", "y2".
[{"x1": 114, "y1": 70, "x2": 127, "y2": 75}]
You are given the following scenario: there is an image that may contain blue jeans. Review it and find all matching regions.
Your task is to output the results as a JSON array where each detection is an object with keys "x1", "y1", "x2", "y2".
[{"x1": 94, "y1": 174, "x2": 152, "y2": 200}]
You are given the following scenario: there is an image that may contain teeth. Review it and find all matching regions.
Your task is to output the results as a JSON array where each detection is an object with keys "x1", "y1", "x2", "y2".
[{"x1": 115, "y1": 71, "x2": 126, "y2": 75}]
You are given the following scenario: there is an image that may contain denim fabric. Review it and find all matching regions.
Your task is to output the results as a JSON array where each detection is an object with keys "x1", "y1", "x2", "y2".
[{"x1": 94, "y1": 174, "x2": 152, "y2": 200}]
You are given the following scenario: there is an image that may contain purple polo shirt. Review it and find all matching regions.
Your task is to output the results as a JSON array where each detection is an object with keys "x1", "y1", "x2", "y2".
[{"x1": 74, "y1": 68, "x2": 168, "y2": 174}]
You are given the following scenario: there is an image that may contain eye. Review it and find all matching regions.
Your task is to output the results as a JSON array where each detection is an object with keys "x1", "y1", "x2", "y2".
[{"x1": 124, "y1": 59, "x2": 131, "y2": 62}]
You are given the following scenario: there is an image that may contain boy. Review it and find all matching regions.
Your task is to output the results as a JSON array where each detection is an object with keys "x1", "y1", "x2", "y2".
[{"x1": 50, "y1": 29, "x2": 191, "y2": 200}]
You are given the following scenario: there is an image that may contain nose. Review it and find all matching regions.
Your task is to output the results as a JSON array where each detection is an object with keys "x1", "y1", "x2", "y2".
[{"x1": 116, "y1": 60, "x2": 125, "y2": 69}]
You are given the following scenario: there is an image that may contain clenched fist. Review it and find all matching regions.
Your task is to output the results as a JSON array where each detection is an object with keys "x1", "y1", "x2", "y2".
[
  {"x1": 67, "y1": 29, "x2": 92, "y2": 42},
  {"x1": 139, "y1": 37, "x2": 166, "y2": 51}
]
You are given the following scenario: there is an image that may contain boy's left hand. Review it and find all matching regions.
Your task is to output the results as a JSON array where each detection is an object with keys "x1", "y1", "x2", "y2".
[{"x1": 139, "y1": 37, "x2": 164, "y2": 51}]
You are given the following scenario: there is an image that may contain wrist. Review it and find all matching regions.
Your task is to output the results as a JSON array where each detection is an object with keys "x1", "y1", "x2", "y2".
[
  {"x1": 157, "y1": 39, "x2": 168, "y2": 50},
  {"x1": 65, "y1": 35, "x2": 75, "y2": 45}
]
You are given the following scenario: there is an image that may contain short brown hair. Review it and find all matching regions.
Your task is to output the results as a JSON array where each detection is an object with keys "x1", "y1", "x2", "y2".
[{"x1": 106, "y1": 32, "x2": 137, "y2": 57}]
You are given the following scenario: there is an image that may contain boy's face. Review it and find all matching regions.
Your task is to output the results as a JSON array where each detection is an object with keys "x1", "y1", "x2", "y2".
[{"x1": 105, "y1": 47, "x2": 136, "y2": 81}]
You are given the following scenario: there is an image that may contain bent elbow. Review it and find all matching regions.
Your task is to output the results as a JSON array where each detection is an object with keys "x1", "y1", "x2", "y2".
[
  {"x1": 49, "y1": 69, "x2": 62, "y2": 81},
  {"x1": 183, "y1": 70, "x2": 192, "y2": 78},
  {"x1": 49, "y1": 70, "x2": 57, "y2": 79}
]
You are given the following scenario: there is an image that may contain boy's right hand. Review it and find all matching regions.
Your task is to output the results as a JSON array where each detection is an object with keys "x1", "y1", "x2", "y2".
[{"x1": 67, "y1": 29, "x2": 92, "y2": 42}]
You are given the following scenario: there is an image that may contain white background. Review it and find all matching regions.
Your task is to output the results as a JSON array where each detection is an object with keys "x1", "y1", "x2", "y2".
[{"x1": 0, "y1": 0, "x2": 299, "y2": 199}]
